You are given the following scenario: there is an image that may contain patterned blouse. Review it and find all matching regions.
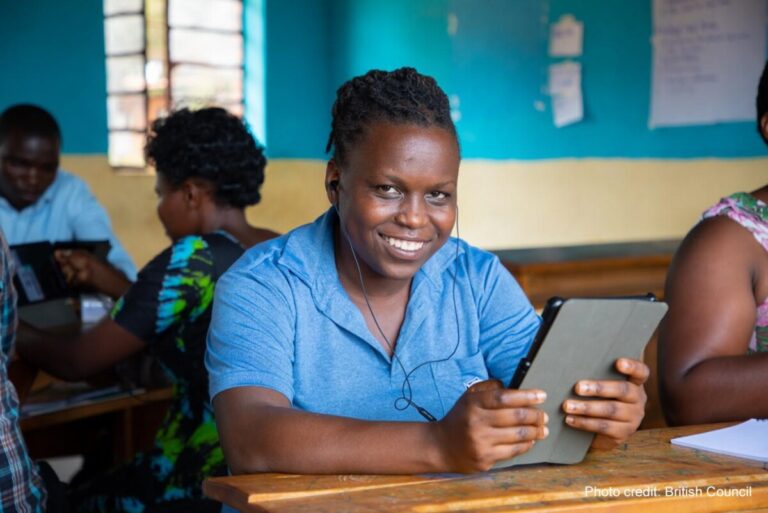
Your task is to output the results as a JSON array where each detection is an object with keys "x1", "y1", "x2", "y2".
[
  {"x1": 71, "y1": 232, "x2": 243, "y2": 513},
  {"x1": 702, "y1": 192, "x2": 768, "y2": 353}
]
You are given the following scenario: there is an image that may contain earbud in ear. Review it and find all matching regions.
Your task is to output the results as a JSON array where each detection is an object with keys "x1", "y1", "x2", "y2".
[{"x1": 329, "y1": 180, "x2": 341, "y2": 212}]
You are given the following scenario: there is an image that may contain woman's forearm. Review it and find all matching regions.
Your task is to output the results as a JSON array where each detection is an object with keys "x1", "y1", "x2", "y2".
[
  {"x1": 221, "y1": 404, "x2": 444, "y2": 475},
  {"x1": 662, "y1": 353, "x2": 768, "y2": 425}
]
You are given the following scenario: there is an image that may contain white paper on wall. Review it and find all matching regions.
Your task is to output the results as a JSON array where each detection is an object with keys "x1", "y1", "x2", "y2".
[
  {"x1": 649, "y1": 0, "x2": 767, "y2": 128},
  {"x1": 549, "y1": 14, "x2": 583, "y2": 57},
  {"x1": 549, "y1": 61, "x2": 583, "y2": 127}
]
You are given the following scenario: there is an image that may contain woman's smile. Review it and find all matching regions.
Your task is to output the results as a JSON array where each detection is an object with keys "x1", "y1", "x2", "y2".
[{"x1": 380, "y1": 233, "x2": 430, "y2": 259}]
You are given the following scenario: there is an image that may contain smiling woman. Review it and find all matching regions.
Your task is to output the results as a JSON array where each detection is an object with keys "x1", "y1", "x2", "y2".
[
  {"x1": 329, "y1": 122, "x2": 458, "y2": 301},
  {"x1": 205, "y1": 68, "x2": 650, "y2": 485}
]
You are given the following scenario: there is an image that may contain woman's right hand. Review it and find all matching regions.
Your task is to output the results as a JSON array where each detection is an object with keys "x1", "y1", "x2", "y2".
[{"x1": 431, "y1": 380, "x2": 549, "y2": 472}]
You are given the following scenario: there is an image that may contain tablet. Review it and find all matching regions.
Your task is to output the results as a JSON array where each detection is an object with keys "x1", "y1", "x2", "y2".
[
  {"x1": 494, "y1": 295, "x2": 668, "y2": 468},
  {"x1": 10, "y1": 240, "x2": 110, "y2": 329},
  {"x1": 53, "y1": 240, "x2": 111, "y2": 261},
  {"x1": 10, "y1": 240, "x2": 112, "y2": 306},
  {"x1": 10, "y1": 242, "x2": 71, "y2": 306}
]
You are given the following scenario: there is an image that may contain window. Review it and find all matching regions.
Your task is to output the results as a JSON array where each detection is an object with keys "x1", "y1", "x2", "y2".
[{"x1": 104, "y1": 0, "x2": 246, "y2": 170}]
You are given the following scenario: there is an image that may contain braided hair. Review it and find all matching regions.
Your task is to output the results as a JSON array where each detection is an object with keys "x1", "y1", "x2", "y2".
[
  {"x1": 146, "y1": 107, "x2": 266, "y2": 208},
  {"x1": 758, "y1": 62, "x2": 768, "y2": 144},
  {"x1": 326, "y1": 67, "x2": 458, "y2": 165}
]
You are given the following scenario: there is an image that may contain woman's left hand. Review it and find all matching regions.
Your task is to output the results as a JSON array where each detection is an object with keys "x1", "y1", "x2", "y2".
[{"x1": 562, "y1": 358, "x2": 649, "y2": 449}]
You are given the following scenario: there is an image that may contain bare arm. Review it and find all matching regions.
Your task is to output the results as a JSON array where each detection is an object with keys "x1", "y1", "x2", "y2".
[
  {"x1": 16, "y1": 318, "x2": 146, "y2": 381},
  {"x1": 214, "y1": 381, "x2": 548, "y2": 475},
  {"x1": 659, "y1": 216, "x2": 768, "y2": 425},
  {"x1": 7, "y1": 356, "x2": 39, "y2": 403}
]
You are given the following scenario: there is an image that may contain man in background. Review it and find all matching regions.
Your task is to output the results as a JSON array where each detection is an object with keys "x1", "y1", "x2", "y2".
[{"x1": 0, "y1": 104, "x2": 136, "y2": 295}]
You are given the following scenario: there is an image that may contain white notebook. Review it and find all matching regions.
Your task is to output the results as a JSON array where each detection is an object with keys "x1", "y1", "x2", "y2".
[{"x1": 670, "y1": 419, "x2": 768, "y2": 463}]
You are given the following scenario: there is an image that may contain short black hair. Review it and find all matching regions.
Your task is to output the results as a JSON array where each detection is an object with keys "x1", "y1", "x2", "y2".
[
  {"x1": 145, "y1": 107, "x2": 266, "y2": 208},
  {"x1": 326, "y1": 67, "x2": 458, "y2": 165},
  {"x1": 0, "y1": 104, "x2": 61, "y2": 145},
  {"x1": 758, "y1": 62, "x2": 768, "y2": 144}
]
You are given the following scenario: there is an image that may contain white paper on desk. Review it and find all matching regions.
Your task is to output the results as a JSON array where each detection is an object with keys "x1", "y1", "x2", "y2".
[
  {"x1": 549, "y1": 15, "x2": 583, "y2": 57},
  {"x1": 671, "y1": 419, "x2": 768, "y2": 463},
  {"x1": 549, "y1": 62, "x2": 583, "y2": 127}
]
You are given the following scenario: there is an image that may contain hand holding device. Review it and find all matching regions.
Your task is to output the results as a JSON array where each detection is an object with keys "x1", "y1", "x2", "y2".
[
  {"x1": 432, "y1": 379, "x2": 549, "y2": 472},
  {"x1": 497, "y1": 295, "x2": 667, "y2": 468},
  {"x1": 565, "y1": 356, "x2": 649, "y2": 449}
]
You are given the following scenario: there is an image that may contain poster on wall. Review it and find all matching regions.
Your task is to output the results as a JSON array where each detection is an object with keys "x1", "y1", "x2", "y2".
[
  {"x1": 549, "y1": 14, "x2": 583, "y2": 57},
  {"x1": 549, "y1": 61, "x2": 583, "y2": 127},
  {"x1": 649, "y1": 0, "x2": 766, "y2": 128}
]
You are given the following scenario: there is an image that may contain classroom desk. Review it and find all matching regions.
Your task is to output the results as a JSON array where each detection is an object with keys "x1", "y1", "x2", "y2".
[
  {"x1": 493, "y1": 239, "x2": 680, "y2": 310},
  {"x1": 21, "y1": 384, "x2": 172, "y2": 463},
  {"x1": 203, "y1": 423, "x2": 768, "y2": 513}
]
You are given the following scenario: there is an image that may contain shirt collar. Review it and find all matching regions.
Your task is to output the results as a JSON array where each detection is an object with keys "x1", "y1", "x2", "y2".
[
  {"x1": 37, "y1": 171, "x2": 62, "y2": 205},
  {"x1": 278, "y1": 208, "x2": 464, "y2": 293},
  {"x1": 0, "y1": 170, "x2": 61, "y2": 213}
]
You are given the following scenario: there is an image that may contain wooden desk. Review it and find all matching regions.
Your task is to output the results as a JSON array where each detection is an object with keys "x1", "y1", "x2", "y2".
[
  {"x1": 494, "y1": 240, "x2": 679, "y2": 310},
  {"x1": 20, "y1": 386, "x2": 173, "y2": 430},
  {"x1": 21, "y1": 386, "x2": 172, "y2": 463},
  {"x1": 204, "y1": 424, "x2": 768, "y2": 513}
]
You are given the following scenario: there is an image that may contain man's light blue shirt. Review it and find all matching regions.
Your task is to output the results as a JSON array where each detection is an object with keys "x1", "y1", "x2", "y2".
[
  {"x1": 0, "y1": 170, "x2": 137, "y2": 280},
  {"x1": 206, "y1": 209, "x2": 541, "y2": 422}
]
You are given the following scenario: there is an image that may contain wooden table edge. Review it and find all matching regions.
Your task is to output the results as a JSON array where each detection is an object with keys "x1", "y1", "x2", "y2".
[{"x1": 20, "y1": 386, "x2": 174, "y2": 430}]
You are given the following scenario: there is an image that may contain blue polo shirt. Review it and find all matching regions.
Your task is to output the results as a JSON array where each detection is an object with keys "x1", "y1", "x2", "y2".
[{"x1": 206, "y1": 209, "x2": 541, "y2": 422}]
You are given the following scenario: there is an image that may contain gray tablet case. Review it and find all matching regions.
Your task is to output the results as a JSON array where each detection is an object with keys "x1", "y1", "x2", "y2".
[{"x1": 494, "y1": 297, "x2": 668, "y2": 468}]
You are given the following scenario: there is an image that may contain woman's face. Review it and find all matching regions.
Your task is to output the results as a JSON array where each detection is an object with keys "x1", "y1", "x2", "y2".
[
  {"x1": 155, "y1": 174, "x2": 197, "y2": 240},
  {"x1": 331, "y1": 122, "x2": 460, "y2": 282}
]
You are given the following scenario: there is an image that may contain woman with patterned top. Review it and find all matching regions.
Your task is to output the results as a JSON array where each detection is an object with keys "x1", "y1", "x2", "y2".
[
  {"x1": 17, "y1": 107, "x2": 279, "y2": 512},
  {"x1": 659, "y1": 62, "x2": 768, "y2": 426}
]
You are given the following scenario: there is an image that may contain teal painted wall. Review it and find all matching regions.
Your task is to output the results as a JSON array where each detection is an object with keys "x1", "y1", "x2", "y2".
[
  {"x1": 1, "y1": 0, "x2": 766, "y2": 159},
  {"x1": 329, "y1": 0, "x2": 452, "y2": 82},
  {"x1": 447, "y1": 0, "x2": 766, "y2": 159},
  {"x1": 261, "y1": 0, "x2": 455, "y2": 159},
  {"x1": 0, "y1": 0, "x2": 108, "y2": 153},
  {"x1": 263, "y1": 0, "x2": 333, "y2": 158},
  {"x1": 270, "y1": 0, "x2": 767, "y2": 159},
  {"x1": 244, "y1": 0, "x2": 267, "y2": 146}
]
